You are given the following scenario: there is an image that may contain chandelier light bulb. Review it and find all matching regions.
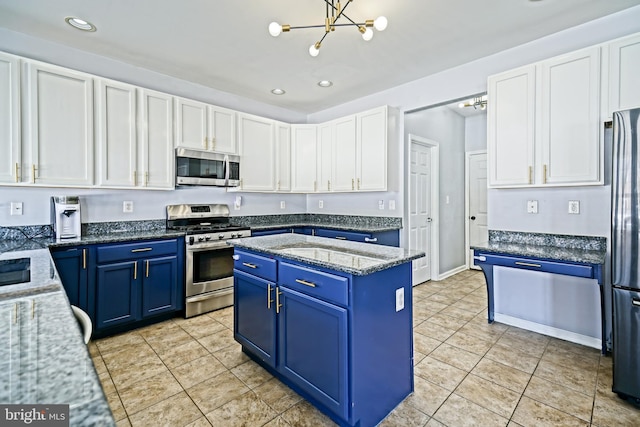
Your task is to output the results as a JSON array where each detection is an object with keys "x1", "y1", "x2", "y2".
[
  {"x1": 362, "y1": 27, "x2": 373, "y2": 41},
  {"x1": 374, "y1": 16, "x2": 388, "y2": 31},
  {"x1": 309, "y1": 44, "x2": 320, "y2": 57},
  {"x1": 268, "y1": 22, "x2": 282, "y2": 37}
]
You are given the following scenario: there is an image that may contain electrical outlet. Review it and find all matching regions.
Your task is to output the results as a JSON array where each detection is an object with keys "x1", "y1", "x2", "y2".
[
  {"x1": 527, "y1": 200, "x2": 538, "y2": 214},
  {"x1": 568, "y1": 200, "x2": 580, "y2": 214},
  {"x1": 234, "y1": 196, "x2": 242, "y2": 210},
  {"x1": 10, "y1": 202, "x2": 23, "y2": 216},
  {"x1": 280, "y1": 201, "x2": 286, "y2": 209},
  {"x1": 123, "y1": 201, "x2": 133, "y2": 213},
  {"x1": 319, "y1": 200, "x2": 324, "y2": 209},
  {"x1": 378, "y1": 200, "x2": 385, "y2": 210},
  {"x1": 395, "y1": 287, "x2": 405, "y2": 312}
]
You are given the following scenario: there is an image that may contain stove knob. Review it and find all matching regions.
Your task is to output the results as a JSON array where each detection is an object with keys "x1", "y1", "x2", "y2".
[
  {"x1": 189, "y1": 236, "x2": 195, "y2": 245},
  {"x1": 218, "y1": 234, "x2": 225, "y2": 240},
  {"x1": 198, "y1": 236, "x2": 205, "y2": 242},
  {"x1": 205, "y1": 235, "x2": 211, "y2": 241},
  {"x1": 230, "y1": 233, "x2": 237, "y2": 239}
]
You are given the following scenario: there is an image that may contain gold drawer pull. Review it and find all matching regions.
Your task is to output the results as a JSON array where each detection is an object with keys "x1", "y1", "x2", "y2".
[
  {"x1": 295, "y1": 279, "x2": 317, "y2": 288},
  {"x1": 131, "y1": 248, "x2": 152, "y2": 253},
  {"x1": 276, "y1": 288, "x2": 282, "y2": 314},
  {"x1": 335, "y1": 236, "x2": 347, "y2": 240},
  {"x1": 515, "y1": 262, "x2": 541, "y2": 268},
  {"x1": 242, "y1": 262, "x2": 257, "y2": 269},
  {"x1": 146, "y1": 260, "x2": 150, "y2": 277},
  {"x1": 134, "y1": 262, "x2": 138, "y2": 279},
  {"x1": 267, "y1": 284, "x2": 273, "y2": 309}
]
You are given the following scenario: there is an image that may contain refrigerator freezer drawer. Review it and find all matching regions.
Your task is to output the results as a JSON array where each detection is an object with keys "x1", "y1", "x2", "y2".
[{"x1": 612, "y1": 287, "x2": 640, "y2": 400}]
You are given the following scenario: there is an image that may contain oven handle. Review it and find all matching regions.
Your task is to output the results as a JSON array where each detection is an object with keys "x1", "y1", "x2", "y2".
[
  {"x1": 187, "y1": 288, "x2": 233, "y2": 303},
  {"x1": 186, "y1": 242, "x2": 230, "y2": 252}
]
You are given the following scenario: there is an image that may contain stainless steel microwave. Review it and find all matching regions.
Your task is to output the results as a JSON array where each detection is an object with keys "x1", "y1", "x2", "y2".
[{"x1": 175, "y1": 148, "x2": 240, "y2": 187}]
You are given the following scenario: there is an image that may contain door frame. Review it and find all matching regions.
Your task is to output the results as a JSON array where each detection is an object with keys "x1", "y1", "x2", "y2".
[
  {"x1": 407, "y1": 134, "x2": 440, "y2": 282},
  {"x1": 465, "y1": 149, "x2": 487, "y2": 269}
]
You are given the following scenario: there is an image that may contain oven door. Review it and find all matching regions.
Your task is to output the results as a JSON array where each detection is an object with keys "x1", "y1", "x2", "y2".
[{"x1": 186, "y1": 241, "x2": 234, "y2": 297}]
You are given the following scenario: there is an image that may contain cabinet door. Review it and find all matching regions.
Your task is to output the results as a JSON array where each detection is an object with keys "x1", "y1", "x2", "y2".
[
  {"x1": 25, "y1": 62, "x2": 94, "y2": 186},
  {"x1": 540, "y1": 47, "x2": 601, "y2": 185},
  {"x1": 609, "y1": 33, "x2": 640, "y2": 115},
  {"x1": 487, "y1": 65, "x2": 536, "y2": 187},
  {"x1": 291, "y1": 125, "x2": 318, "y2": 192},
  {"x1": 317, "y1": 123, "x2": 333, "y2": 192},
  {"x1": 139, "y1": 89, "x2": 174, "y2": 189},
  {"x1": 141, "y1": 256, "x2": 178, "y2": 318},
  {"x1": 175, "y1": 97, "x2": 208, "y2": 150},
  {"x1": 209, "y1": 106, "x2": 237, "y2": 154},
  {"x1": 357, "y1": 107, "x2": 387, "y2": 191},
  {"x1": 278, "y1": 286, "x2": 348, "y2": 420},
  {"x1": 0, "y1": 52, "x2": 20, "y2": 184},
  {"x1": 275, "y1": 122, "x2": 291, "y2": 192},
  {"x1": 0, "y1": 299, "x2": 21, "y2": 400},
  {"x1": 95, "y1": 79, "x2": 137, "y2": 187},
  {"x1": 95, "y1": 261, "x2": 138, "y2": 330},
  {"x1": 51, "y1": 247, "x2": 89, "y2": 310},
  {"x1": 238, "y1": 114, "x2": 275, "y2": 191},
  {"x1": 333, "y1": 116, "x2": 357, "y2": 191},
  {"x1": 234, "y1": 270, "x2": 277, "y2": 368}
]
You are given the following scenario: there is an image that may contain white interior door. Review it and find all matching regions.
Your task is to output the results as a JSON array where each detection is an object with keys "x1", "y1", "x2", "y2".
[
  {"x1": 410, "y1": 142, "x2": 433, "y2": 285},
  {"x1": 468, "y1": 152, "x2": 488, "y2": 269}
]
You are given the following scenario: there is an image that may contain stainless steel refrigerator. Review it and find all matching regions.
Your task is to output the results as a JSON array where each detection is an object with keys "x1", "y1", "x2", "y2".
[{"x1": 611, "y1": 106, "x2": 640, "y2": 402}]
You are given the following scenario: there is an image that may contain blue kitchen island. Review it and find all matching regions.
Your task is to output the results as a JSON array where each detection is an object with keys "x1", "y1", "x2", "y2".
[{"x1": 228, "y1": 234, "x2": 424, "y2": 427}]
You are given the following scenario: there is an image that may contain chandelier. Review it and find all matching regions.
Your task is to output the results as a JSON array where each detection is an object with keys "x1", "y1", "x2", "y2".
[
  {"x1": 268, "y1": 0, "x2": 388, "y2": 57},
  {"x1": 458, "y1": 95, "x2": 488, "y2": 110}
]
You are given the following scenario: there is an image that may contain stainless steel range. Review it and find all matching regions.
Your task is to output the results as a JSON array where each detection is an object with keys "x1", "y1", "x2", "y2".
[{"x1": 166, "y1": 204, "x2": 251, "y2": 318}]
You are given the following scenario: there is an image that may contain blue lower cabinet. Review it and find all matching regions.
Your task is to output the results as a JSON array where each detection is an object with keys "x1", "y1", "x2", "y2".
[
  {"x1": 278, "y1": 286, "x2": 348, "y2": 421},
  {"x1": 141, "y1": 255, "x2": 179, "y2": 317},
  {"x1": 314, "y1": 228, "x2": 399, "y2": 246},
  {"x1": 234, "y1": 270, "x2": 277, "y2": 368},
  {"x1": 50, "y1": 246, "x2": 90, "y2": 311},
  {"x1": 95, "y1": 261, "x2": 139, "y2": 330}
]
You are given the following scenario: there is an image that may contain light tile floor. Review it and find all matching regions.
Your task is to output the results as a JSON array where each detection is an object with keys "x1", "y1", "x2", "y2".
[{"x1": 91, "y1": 270, "x2": 640, "y2": 426}]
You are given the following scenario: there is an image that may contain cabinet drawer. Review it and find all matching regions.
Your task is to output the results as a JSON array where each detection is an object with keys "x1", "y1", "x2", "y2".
[
  {"x1": 314, "y1": 228, "x2": 372, "y2": 243},
  {"x1": 234, "y1": 250, "x2": 277, "y2": 281},
  {"x1": 279, "y1": 262, "x2": 348, "y2": 307},
  {"x1": 97, "y1": 239, "x2": 178, "y2": 264},
  {"x1": 475, "y1": 253, "x2": 594, "y2": 278}
]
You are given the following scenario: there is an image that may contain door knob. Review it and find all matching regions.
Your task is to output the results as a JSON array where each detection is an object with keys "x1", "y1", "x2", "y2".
[
  {"x1": 470, "y1": 216, "x2": 476, "y2": 220},
  {"x1": 426, "y1": 218, "x2": 432, "y2": 223}
]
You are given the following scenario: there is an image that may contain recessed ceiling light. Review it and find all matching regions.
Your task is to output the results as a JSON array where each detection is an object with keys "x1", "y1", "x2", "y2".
[
  {"x1": 65, "y1": 17, "x2": 97, "y2": 32},
  {"x1": 271, "y1": 88, "x2": 285, "y2": 95},
  {"x1": 317, "y1": 80, "x2": 333, "y2": 88}
]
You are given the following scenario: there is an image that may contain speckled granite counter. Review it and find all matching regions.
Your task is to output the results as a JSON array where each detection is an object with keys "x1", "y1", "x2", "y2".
[
  {"x1": 228, "y1": 234, "x2": 424, "y2": 276},
  {"x1": 231, "y1": 213, "x2": 402, "y2": 233},
  {"x1": 0, "y1": 249, "x2": 115, "y2": 426},
  {"x1": 471, "y1": 230, "x2": 607, "y2": 264}
]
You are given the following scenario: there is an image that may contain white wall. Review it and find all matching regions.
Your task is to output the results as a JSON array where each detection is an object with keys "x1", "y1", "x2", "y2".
[{"x1": 465, "y1": 114, "x2": 488, "y2": 152}]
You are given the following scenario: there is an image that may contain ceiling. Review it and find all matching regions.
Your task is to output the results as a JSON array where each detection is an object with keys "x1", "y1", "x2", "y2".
[{"x1": 0, "y1": 0, "x2": 639, "y2": 114}]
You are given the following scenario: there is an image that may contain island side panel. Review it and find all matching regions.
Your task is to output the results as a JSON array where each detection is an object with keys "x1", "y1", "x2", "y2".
[{"x1": 350, "y1": 262, "x2": 413, "y2": 427}]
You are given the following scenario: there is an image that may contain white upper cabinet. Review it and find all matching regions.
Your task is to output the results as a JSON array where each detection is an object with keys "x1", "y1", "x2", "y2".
[
  {"x1": 139, "y1": 89, "x2": 174, "y2": 189},
  {"x1": 291, "y1": 125, "x2": 318, "y2": 192},
  {"x1": 487, "y1": 46, "x2": 602, "y2": 187},
  {"x1": 95, "y1": 79, "x2": 137, "y2": 187},
  {"x1": 357, "y1": 106, "x2": 388, "y2": 191},
  {"x1": 24, "y1": 62, "x2": 94, "y2": 186},
  {"x1": 540, "y1": 47, "x2": 601, "y2": 185},
  {"x1": 332, "y1": 116, "x2": 357, "y2": 191},
  {"x1": 275, "y1": 122, "x2": 291, "y2": 192},
  {"x1": 0, "y1": 52, "x2": 20, "y2": 184},
  {"x1": 175, "y1": 97, "x2": 236, "y2": 153},
  {"x1": 608, "y1": 33, "x2": 640, "y2": 115},
  {"x1": 238, "y1": 113, "x2": 276, "y2": 191},
  {"x1": 487, "y1": 65, "x2": 536, "y2": 187},
  {"x1": 317, "y1": 122, "x2": 333, "y2": 192}
]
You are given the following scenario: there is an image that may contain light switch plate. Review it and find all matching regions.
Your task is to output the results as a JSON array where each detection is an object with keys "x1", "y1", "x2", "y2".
[{"x1": 280, "y1": 201, "x2": 286, "y2": 209}]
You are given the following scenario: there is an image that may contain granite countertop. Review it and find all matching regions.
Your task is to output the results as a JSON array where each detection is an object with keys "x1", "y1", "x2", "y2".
[
  {"x1": 471, "y1": 231, "x2": 607, "y2": 265},
  {"x1": 0, "y1": 249, "x2": 115, "y2": 426},
  {"x1": 228, "y1": 234, "x2": 424, "y2": 276},
  {"x1": 246, "y1": 221, "x2": 400, "y2": 233},
  {"x1": 230, "y1": 213, "x2": 403, "y2": 233}
]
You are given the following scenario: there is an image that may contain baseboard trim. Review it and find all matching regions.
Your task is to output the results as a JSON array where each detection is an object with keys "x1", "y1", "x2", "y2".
[
  {"x1": 437, "y1": 265, "x2": 467, "y2": 281},
  {"x1": 494, "y1": 313, "x2": 601, "y2": 350}
]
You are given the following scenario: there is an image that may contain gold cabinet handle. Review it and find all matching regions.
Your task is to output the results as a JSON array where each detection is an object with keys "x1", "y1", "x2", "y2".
[
  {"x1": 133, "y1": 170, "x2": 137, "y2": 186},
  {"x1": 242, "y1": 262, "x2": 257, "y2": 269},
  {"x1": 314, "y1": 180, "x2": 317, "y2": 192},
  {"x1": 32, "y1": 164, "x2": 36, "y2": 183},
  {"x1": 528, "y1": 166, "x2": 532, "y2": 185},
  {"x1": 267, "y1": 284, "x2": 273, "y2": 309},
  {"x1": 145, "y1": 171, "x2": 149, "y2": 187},
  {"x1": 515, "y1": 261, "x2": 541, "y2": 268},
  {"x1": 146, "y1": 260, "x2": 149, "y2": 278},
  {"x1": 543, "y1": 164, "x2": 547, "y2": 184},
  {"x1": 134, "y1": 262, "x2": 137, "y2": 280},
  {"x1": 31, "y1": 300, "x2": 35, "y2": 319},
  {"x1": 15, "y1": 163, "x2": 19, "y2": 183},
  {"x1": 13, "y1": 303, "x2": 18, "y2": 324},
  {"x1": 334, "y1": 236, "x2": 347, "y2": 240},
  {"x1": 357, "y1": 178, "x2": 361, "y2": 190},
  {"x1": 82, "y1": 249, "x2": 86, "y2": 270},
  {"x1": 277, "y1": 180, "x2": 281, "y2": 191},
  {"x1": 211, "y1": 137, "x2": 216, "y2": 150},
  {"x1": 131, "y1": 248, "x2": 153, "y2": 253},
  {"x1": 203, "y1": 137, "x2": 208, "y2": 149},
  {"x1": 352, "y1": 178, "x2": 354, "y2": 190},
  {"x1": 295, "y1": 279, "x2": 317, "y2": 288},
  {"x1": 240, "y1": 178, "x2": 243, "y2": 189},
  {"x1": 276, "y1": 288, "x2": 283, "y2": 314},
  {"x1": 327, "y1": 180, "x2": 331, "y2": 191}
]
